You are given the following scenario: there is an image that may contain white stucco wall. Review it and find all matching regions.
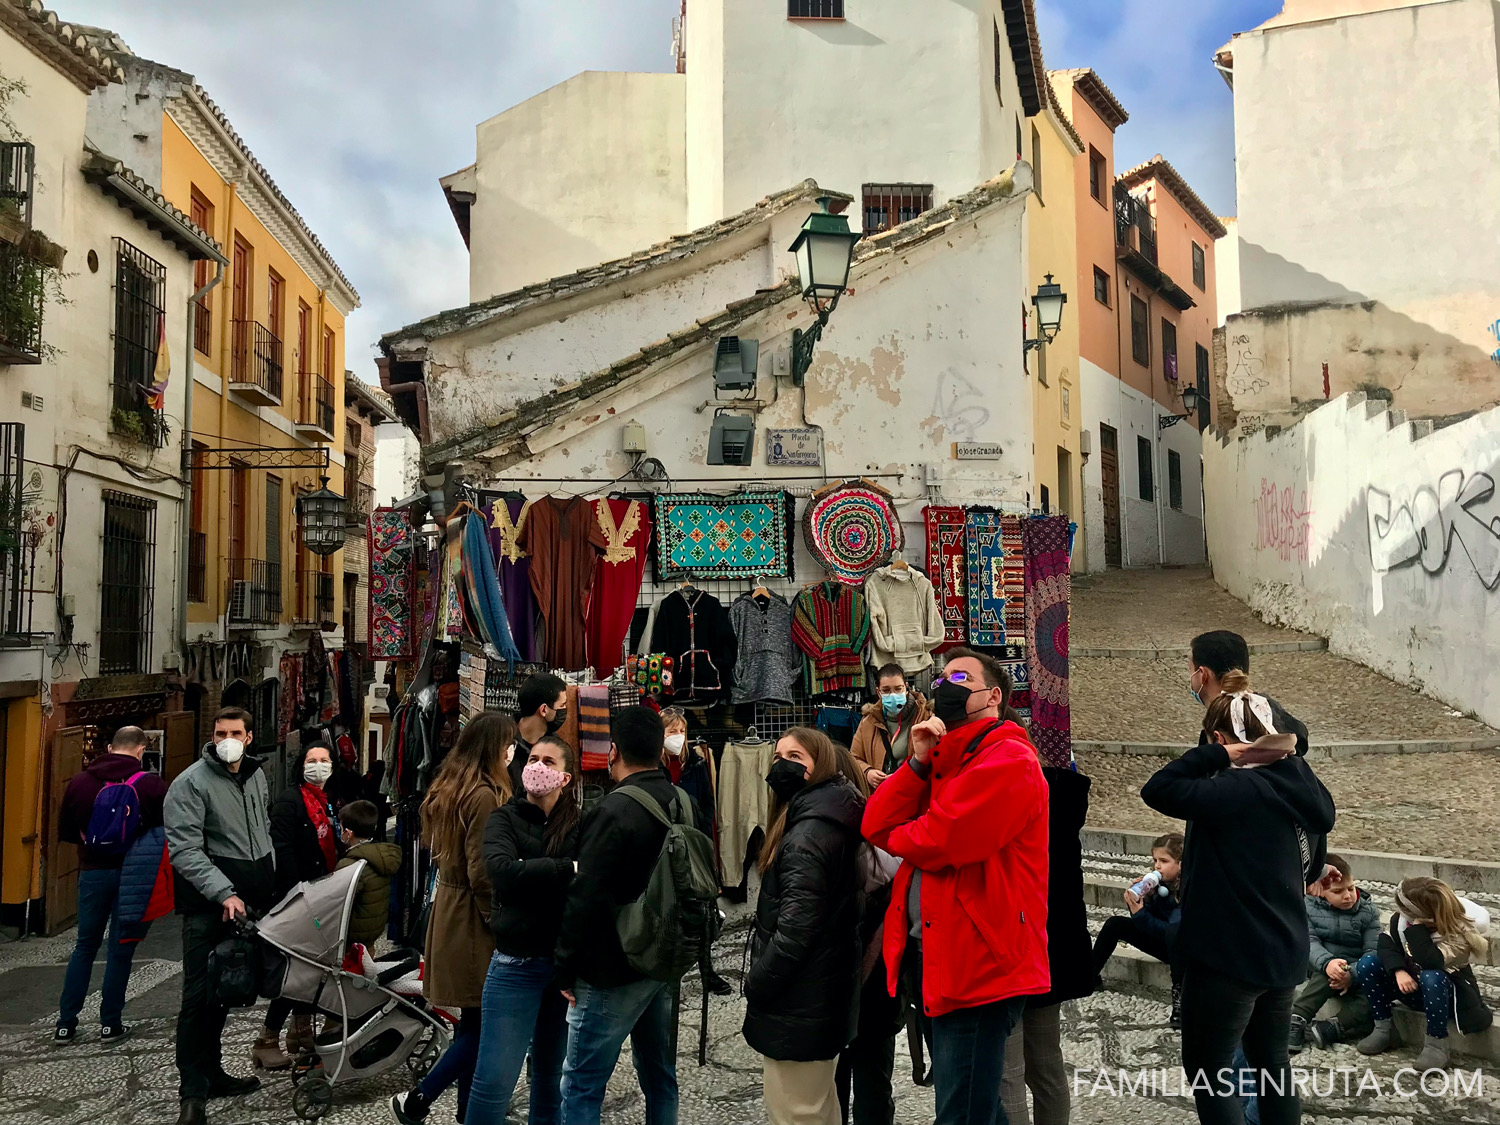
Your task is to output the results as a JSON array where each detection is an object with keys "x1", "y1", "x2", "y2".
[
  {"x1": 686, "y1": 0, "x2": 1025, "y2": 228},
  {"x1": 1233, "y1": 0, "x2": 1500, "y2": 358},
  {"x1": 1215, "y1": 217, "x2": 1240, "y2": 325},
  {"x1": 467, "y1": 71, "x2": 687, "y2": 301},
  {"x1": 1079, "y1": 357, "x2": 1206, "y2": 571},
  {"x1": 373, "y1": 421, "x2": 420, "y2": 506},
  {"x1": 1204, "y1": 393, "x2": 1500, "y2": 727}
]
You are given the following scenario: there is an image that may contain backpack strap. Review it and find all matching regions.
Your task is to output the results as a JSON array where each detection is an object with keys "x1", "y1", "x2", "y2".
[
  {"x1": 613, "y1": 784, "x2": 677, "y2": 829},
  {"x1": 123, "y1": 772, "x2": 147, "y2": 787},
  {"x1": 958, "y1": 720, "x2": 1004, "y2": 766}
]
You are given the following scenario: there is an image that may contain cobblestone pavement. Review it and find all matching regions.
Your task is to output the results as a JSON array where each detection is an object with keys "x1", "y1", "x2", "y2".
[
  {"x1": 1070, "y1": 567, "x2": 1308, "y2": 651},
  {"x1": 4, "y1": 910, "x2": 1500, "y2": 1125}
]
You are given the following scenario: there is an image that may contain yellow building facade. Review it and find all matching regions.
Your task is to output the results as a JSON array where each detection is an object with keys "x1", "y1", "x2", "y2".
[{"x1": 1026, "y1": 78, "x2": 1084, "y2": 567}]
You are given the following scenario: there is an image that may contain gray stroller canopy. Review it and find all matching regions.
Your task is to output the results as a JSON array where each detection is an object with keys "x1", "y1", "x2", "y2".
[{"x1": 258, "y1": 859, "x2": 365, "y2": 1001}]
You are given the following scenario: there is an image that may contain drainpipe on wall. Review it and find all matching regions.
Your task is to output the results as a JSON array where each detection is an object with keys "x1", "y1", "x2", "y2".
[
  {"x1": 1148, "y1": 289, "x2": 1166, "y2": 568},
  {"x1": 179, "y1": 258, "x2": 225, "y2": 660}
]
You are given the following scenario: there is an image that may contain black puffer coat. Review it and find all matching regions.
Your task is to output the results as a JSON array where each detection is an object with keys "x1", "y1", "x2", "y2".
[
  {"x1": 743, "y1": 776, "x2": 864, "y2": 1062},
  {"x1": 484, "y1": 793, "x2": 582, "y2": 960}
]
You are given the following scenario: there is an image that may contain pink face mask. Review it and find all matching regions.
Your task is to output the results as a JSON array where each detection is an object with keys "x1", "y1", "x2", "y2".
[{"x1": 522, "y1": 760, "x2": 568, "y2": 797}]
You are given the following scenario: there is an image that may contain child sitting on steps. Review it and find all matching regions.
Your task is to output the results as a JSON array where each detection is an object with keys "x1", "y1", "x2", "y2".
[
  {"x1": 1091, "y1": 832, "x2": 1184, "y2": 1026},
  {"x1": 1354, "y1": 876, "x2": 1493, "y2": 1070},
  {"x1": 1290, "y1": 852, "x2": 1380, "y2": 1053}
]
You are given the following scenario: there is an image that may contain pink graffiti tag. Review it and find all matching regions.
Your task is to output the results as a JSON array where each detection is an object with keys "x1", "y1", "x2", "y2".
[{"x1": 1255, "y1": 479, "x2": 1313, "y2": 563}]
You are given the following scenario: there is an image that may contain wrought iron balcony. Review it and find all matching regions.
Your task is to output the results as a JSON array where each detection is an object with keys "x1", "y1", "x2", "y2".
[
  {"x1": 0, "y1": 241, "x2": 44, "y2": 365},
  {"x1": 230, "y1": 319, "x2": 284, "y2": 406},
  {"x1": 226, "y1": 557, "x2": 283, "y2": 627},
  {"x1": 345, "y1": 480, "x2": 375, "y2": 531},
  {"x1": 294, "y1": 569, "x2": 336, "y2": 627},
  {"x1": 294, "y1": 369, "x2": 336, "y2": 441},
  {"x1": 0, "y1": 142, "x2": 34, "y2": 232},
  {"x1": 1115, "y1": 188, "x2": 1157, "y2": 267},
  {"x1": 0, "y1": 423, "x2": 37, "y2": 642}
]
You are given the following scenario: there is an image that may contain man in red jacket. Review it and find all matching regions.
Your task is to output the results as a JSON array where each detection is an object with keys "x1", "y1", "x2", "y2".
[{"x1": 863, "y1": 647, "x2": 1049, "y2": 1125}]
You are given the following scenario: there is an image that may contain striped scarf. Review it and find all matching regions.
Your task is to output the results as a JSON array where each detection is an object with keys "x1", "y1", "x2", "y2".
[{"x1": 577, "y1": 684, "x2": 612, "y2": 771}]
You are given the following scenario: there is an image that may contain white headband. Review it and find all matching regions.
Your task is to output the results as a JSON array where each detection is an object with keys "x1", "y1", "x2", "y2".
[{"x1": 1230, "y1": 692, "x2": 1278, "y2": 742}]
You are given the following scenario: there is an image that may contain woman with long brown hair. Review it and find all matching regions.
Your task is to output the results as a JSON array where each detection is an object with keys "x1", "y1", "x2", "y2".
[
  {"x1": 744, "y1": 727, "x2": 865, "y2": 1125},
  {"x1": 391, "y1": 713, "x2": 516, "y2": 1125}
]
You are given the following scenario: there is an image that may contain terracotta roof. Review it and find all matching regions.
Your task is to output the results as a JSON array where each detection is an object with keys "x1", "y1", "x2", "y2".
[
  {"x1": 424, "y1": 166, "x2": 1032, "y2": 468},
  {"x1": 0, "y1": 0, "x2": 124, "y2": 90},
  {"x1": 1051, "y1": 67, "x2": 1129, "y2": 131},
  {"x1": 1041, "y1": 73, "x2": 1085, "y2": 153},
  {"x1": 1000, "y1": 0, "x2": 1046, "y2": 117},
  {"x1": 81, "y1": 147, "x2": 223, "y2": 260},
  {"x1": 381, "y1": 179, "x2": 853, "y2": 357},
  {"x1": 1117, "y1": 155, "x2": 1228, "y2": 240},
  {"x1": 344, "y1": 373, "x2": 394, "y2": 421}
]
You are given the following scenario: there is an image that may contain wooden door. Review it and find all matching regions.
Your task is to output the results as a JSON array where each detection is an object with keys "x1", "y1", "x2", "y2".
[
  {"x1": 232, "y1": 238, "x2": 250, "y2": 321},
  {"x1": 157, "y1": 710, "x2": 196, "y2": 783},
  {"x1": 1099, "y1": 424, "x2": 1122, "y2": 568},
  {"x1": 45, "y1": 726, "x2": 90, "y2": 934}
]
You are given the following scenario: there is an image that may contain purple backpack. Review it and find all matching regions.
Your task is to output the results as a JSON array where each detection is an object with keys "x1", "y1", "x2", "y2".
[{"x1": 84, "y1": 772, "x2": 146, "y2": 856}]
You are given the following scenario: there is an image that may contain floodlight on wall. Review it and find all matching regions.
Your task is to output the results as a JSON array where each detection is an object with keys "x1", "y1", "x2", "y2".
[
  {"x1": 708, "y1": 412, "x2": 756, "y2": 466},
  {"x1": 714, "y1": 336, "x2": 760, "y2": 394}
]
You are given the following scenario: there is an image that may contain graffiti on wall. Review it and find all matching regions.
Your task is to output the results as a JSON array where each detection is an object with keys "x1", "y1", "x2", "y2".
[
  {"x1": 1488, "y1": 319, "x2": 1500, "y2": 366},
  {"x1": 932, "y1": 369, "x2": 991, "y2": 442},
  {"x1": 1254, "y1": 479, "x2": 1313, "y2": 564},
  {"x1": 1227, "y1": 334, "x2": 1270, "y2": 398},
  {"x1": 1367, "y1": 469, "x2": 1500, "y2": 590}
]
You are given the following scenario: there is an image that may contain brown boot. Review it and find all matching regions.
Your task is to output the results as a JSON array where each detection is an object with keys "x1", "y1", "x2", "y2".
[
  {"x1": 286, "y1": 1014, "x2": 318, "y2": 1058},
  {"x1": 250, "y1": 1028, "x2": 292, "y2": 1070}
]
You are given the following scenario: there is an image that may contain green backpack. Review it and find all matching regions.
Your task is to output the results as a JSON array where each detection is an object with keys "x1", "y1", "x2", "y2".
[{"x1": 612, "y1": 786, "x2": 723, "y2": 982}]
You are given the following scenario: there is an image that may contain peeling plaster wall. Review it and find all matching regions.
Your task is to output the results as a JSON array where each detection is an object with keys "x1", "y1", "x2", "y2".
[
  {"x1": 477, "y1": 200, "x2": 1031, "y2": 539},
  {"x1": 1205, "y1": 393, "x2": 1500, "y2": 728}
]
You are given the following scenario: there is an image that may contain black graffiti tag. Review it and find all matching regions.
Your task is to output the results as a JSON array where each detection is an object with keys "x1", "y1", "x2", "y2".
[{"x1": 1366, "y1": 470, "x2": 1500, "y2": 590}]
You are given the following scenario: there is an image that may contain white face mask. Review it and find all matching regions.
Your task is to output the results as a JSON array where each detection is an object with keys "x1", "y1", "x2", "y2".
[
  {"x1": 504, "y1": 743, "x2": 515, "y2": 767},
  {"x1": 215, "y1": 737, "x2": 245, "y2": 765},
  {"x1": 303, "y1": 760, "x2": 333, "y2": 785},
  {"x1": 664, "y1": 733, "x2": 686, "y2": 757}
]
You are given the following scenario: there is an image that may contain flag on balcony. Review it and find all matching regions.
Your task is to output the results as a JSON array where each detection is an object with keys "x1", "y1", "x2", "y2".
[{"x1": 145, "y1": 315, "x2": 169, "y2": 412}]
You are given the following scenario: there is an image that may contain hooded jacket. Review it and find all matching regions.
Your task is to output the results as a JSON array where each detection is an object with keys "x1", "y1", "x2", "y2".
[
  {"x1": 337, "y1": 840, "x2": 402, "y2": 947},
  {"x1": 743, "y1": 775, "x2": 865, "y2": 1062},
  {"x1": 849, "y1": 694, "x2": 933, "y2": 777},
  {"x1": 58, "y1": 752, "x2": 168, "y2": 870},
  {"x1": 863, "y1": 718, "x2": 1051, "y2": 1019},
  {"x1": 1305, "y1": 889, "x2": 1380, "y2": 972},
  {"x1": 864, "y1": 565, "x2": 945, "y2": 674},
  {"x1": 163, "y1": 746, "x2": 275, "y2": 915},
  {"x1": 1141, "y1": 742, "x2": 1336, "y2": 989}
]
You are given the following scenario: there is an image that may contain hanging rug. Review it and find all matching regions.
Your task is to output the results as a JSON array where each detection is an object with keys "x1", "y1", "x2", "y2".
[
  {"x1": 653, "y1": 491, "x2": 792, "y2": 579},
  {"x1": 803, "y1": 480, "x2": 904, "y2": 585}
]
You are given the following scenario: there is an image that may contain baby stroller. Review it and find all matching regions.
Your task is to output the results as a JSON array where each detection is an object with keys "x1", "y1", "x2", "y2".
[{"x1": 254, "y1": 860, "x2": 454, "y2": 1119}]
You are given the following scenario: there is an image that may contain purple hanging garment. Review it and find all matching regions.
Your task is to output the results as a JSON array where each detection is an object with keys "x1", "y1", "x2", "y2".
[{"x1": 486, "y1": 495, "x2": 540, "y2": 661}]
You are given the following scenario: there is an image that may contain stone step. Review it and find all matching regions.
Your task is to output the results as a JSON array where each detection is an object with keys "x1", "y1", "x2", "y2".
[
  {"x1": 1073, "y1": 639, "x2": 1329, "y2": 659},
  {"x1": 1082, "y1": 827, "x2": 1500, "y2": 895},
  {"x1": 1075, "y1": 738, "x2": 1500, "y2": 760},
  {"x1": 1100, "y1": 945, "x2": 1500, "y2": 1061}
]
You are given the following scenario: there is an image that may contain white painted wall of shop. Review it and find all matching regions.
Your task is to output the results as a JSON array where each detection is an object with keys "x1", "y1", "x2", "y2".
[{"x1": 1204, "y1": 393, "x2": 1500, "y2": 728}]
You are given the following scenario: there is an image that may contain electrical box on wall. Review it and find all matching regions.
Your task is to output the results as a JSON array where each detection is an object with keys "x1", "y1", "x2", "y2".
[
  {"x1": 708, "y1": 414, "x2": 755, "y2": 466},
  {"x1": 1080, "y1": 430, "x2": 1092, "y2": 456},
  {"x1": 622, "y1": 420, "x2": 648, "y2": 454},
  {"x1": 713, "y1": 336, "x2": 759, "y2": 393}
]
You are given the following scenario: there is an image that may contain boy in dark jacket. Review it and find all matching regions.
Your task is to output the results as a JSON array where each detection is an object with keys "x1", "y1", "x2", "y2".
[
  {"x1": 54, "y1": 726, "x2": 168, "y2": 1043},
  {"x1": 335, "y1": 800, "x2": 401, "y2": 948},
  {"x1": 1290, "y1": 853, "x2": 1379, "y2": 1052}
]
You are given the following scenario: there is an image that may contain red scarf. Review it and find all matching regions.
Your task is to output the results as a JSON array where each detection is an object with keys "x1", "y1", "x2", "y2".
[{"x1": 301, "y1": 783, "x2": 338, "y2": 872}]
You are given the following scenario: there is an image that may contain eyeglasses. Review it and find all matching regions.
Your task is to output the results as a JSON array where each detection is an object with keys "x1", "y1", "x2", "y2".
[{"x1": 935, "y1": 670, "x2": 977, "y2": 685}]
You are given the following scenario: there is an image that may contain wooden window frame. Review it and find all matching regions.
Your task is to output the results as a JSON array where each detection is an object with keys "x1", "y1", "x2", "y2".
[
  {"x1": 1093, "y1": 266, "x2": 1111, "y2": 307},
  {"x1": 1161, "y1": 317, "x2": 1178, "y2": 383},
  {"x1": 1130, "y1": 294, "x2": 1150, "y2": 367},
  {"x1": 267, "y1": 268, "x2": 284, "y2": 345},
  {"x1": 1089, "y1": 147, "x2": 1106, "y2": 204},
  {"x1": 1192, "y1": 241, "x2": 1206, "y2": 291},
  {"x1": 189, "y1": 189, "x2": 214, "y2": 354},
  {"x1": 1031, "y1": 124, "x2": 1043, "y2": 203}
]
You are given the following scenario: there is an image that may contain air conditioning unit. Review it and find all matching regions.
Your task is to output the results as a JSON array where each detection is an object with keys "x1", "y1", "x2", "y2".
[
  {"x1": 229, "y1": 580, "x2": 265, "y2": 622},
  {"x1": 708, "y1": 414, "x2": 756, "y2": 466},
  {"x1": 714, "y1": 336, "x2": 759, "y2": 394}
]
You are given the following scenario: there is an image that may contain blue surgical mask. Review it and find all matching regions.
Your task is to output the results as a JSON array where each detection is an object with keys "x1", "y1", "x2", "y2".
[
  {"x1": 1188, "y1": 668, "x2": 1205, "y2": 707},
  {"x1": 881, "y1": 692, "x2": 907, "y2": 717}
]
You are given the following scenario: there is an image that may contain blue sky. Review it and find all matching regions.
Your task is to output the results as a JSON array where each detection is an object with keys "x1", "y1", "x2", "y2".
[{"x1": 53, "y1": 0, "x2": 1282, "y2": 376}]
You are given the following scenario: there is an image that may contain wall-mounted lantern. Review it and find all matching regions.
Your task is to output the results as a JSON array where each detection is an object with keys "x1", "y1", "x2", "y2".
[
  {"x1": 1024, "y1": 273, "x2": 1069, "y2": 352},
  {"x1": 789, "y1": 197, "x2": 860, "y2": 387}
]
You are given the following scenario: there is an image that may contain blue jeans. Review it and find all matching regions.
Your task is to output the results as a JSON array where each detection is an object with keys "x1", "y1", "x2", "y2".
[
  {"x1": 560, "y1": 977, "x2": 678, "y2": 1125},
  {"x1": 1231, "y1": 1044, "x2": 1261, "y2": 1125},
  {"x1": 420, "y1": 1006, "x2": 482, "y2": 1118},
  {"x1": 1353, "y1": 953, "x2": 1453, "y2": 1037},
  {"x1": 929, "y1": 995, "x2": 1026, "y2": 1125},
  {"x1": 466, "y1": 953, "x2": 569, "y2": 1125},
  {"x1": 57, "y1": 868, "x2": 142, "y2": 1030}
]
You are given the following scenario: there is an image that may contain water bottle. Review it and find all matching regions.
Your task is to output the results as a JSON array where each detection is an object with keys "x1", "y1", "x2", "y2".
[{"x1": 1130, "y1": 870, "x2": 1163, "y2": 898}]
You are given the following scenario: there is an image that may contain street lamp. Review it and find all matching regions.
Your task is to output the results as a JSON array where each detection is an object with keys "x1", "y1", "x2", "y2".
[
  {"x1": 1024, "y1": 274, "x2": 1069, "y2": 352},
  {"x1": 789, "y1": 196, "x2": 860, "y2": 386},
  {"x1": 298, "y1": 476, "x2": 349, "y2": 555},
  {"x1": 1158, "y1": 383, "x2": 1202, "y2": 430}
]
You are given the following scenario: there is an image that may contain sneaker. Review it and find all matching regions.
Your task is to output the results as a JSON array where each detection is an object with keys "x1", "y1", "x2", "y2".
[
  {"x1": 53, "y1": 1025, "x2": 77, "y2": 1044},
  {"x1": 1288, "y1": 1014, "x2": 1308, "y2": 1055},
  {"x1": 100, "y1": 1024, "x2": 132, "y2": 1044},
  {"x1": 390, "y1": 1090, "x2": 431, "y2": 1125},
  {"x1": 1307, "y1": 1018, "x2": 1341, "y2": 1050}
]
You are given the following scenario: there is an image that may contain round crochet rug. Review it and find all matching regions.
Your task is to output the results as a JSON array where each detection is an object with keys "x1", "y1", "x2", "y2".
[{"x1": 803, "y1": 482, "x2": 904, "y2": 584}]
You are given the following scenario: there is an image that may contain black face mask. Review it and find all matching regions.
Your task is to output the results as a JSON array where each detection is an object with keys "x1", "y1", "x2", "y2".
[
  {"x1": 933, "y1": 679, "x2": 983, "y2": 728},
  {"x1": 546, "y1": 709, "x2": 568, "y2": 735},
  {"x1": 766, "y1": 758, "x2": 809, "y2": 801}
]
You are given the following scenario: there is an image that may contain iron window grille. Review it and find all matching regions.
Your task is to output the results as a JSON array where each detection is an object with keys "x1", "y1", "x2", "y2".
[
  {"x1": 99, "y1": 489, "x2": 157, "y2": 675},
  {"x1": 0, "y1": 141, "x2": 35, "y2": 229},
  {"x1": 0, "y1": 423, "x2": 33, "y2": 638},
  {"x1": 227, "y1": 557, "x2": 282, "y2": 627},
  {"x1": 188, "y1": 530, "x2": 207, "y2": 602},
  {"x1": 296, "y1": 569, "x2": 336, "y2": 626},
  {"x1": 789, "y1": 0, "x2": 843, "y2": 16},
  {"x1": 0, "y1": 241, "x2": 45, "y2": 365},
  {"x1": 111, "y1": 239, "x2": 168, "y2": 446},
  {"x1": 862, "y1": 184, "x2": 933, "y2": 234}
]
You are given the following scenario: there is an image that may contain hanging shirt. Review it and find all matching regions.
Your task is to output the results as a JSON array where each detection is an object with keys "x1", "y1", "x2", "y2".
[
  {"x1": 519, "y1": 496, "x2": 598, "y2": 671},
  {"x1": 585, "y1": 499, "x2": 653, "y2": 678}
]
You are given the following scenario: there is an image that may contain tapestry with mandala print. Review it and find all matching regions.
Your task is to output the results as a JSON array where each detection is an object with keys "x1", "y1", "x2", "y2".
[
  {"x1": 653, "y1": 491, "x2": 794, "y2": 580},
  {"x1": 923, "y1": 506, "x2": 968, "y2": 651},
  {"x1": 1024, "y1": 515, "x2": 1072, "y2": 767},
  {"x1": 368, "y1": 508, "x2": 416, "y2": 659},
  {"x1": 803, "y1": 479, "x2": 904, "y2": 585},
  {"x1": 963, "y1": 510, "x2": 1025, "y2": 646}
]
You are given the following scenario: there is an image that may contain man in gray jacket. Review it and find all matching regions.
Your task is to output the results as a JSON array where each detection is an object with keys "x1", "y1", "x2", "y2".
[{"x1": 164, "y1": 706, "x2": 276, "y2": 1125}]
